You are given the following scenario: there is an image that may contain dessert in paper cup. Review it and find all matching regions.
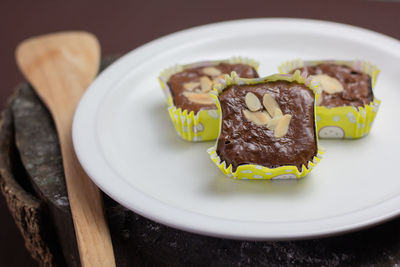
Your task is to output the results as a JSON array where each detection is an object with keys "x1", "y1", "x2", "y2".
[
  {"x1": 207, "y1": 70, "x2": 324, "y2": 180},
  {"x1": 158, "y1": 57, "x2": 259, "y2": 141},
  {"x1": 278, "y1": 59, "x2": 380, "y2": 139}
]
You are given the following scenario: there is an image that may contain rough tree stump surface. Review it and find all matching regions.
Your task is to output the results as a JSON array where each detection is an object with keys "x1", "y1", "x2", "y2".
[{"x1": 1, "y1": 57, "x2": 400, "y2": 266}]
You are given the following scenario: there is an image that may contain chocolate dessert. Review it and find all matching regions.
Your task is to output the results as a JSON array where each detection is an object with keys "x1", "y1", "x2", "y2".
[
  {"x1": 216, "y1": 81, "x2": 317, "y2": 172},
  {"x1": 167, "y1": 63, "x2": 258, "y2": 113},
  {"x1": 293, "y1": 63, "x2": 373, "y2": 108}
]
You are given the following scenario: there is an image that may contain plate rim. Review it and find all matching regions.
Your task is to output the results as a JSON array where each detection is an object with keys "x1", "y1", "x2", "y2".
[{"x1": 73, "y1": 18, "x2": 400, "y2": 240}]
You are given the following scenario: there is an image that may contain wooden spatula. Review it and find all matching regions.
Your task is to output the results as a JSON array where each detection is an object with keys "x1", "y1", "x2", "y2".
[{"x1": 16, "y1": 32, "x2": 115, "y2": 267}]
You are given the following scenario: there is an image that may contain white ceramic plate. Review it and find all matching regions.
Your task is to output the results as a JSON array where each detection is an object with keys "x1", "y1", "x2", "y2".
[{"x1": 73, "y1": 18, "x2": 400, "y2": 240}]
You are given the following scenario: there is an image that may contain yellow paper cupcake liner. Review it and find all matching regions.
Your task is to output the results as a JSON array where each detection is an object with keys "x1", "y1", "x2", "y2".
[
  {"x1": 207, "y1": 70, "x2": 324, "y2": 180},
  {"x1": 159, "y1": 57, "x2": 259, "y2": 142},
  {"x1": 167, "y1": 107, "x2": 220, "y2": 142},
  {"x1": 278, "y1": 59, "x2": 380, "y2": 139}
]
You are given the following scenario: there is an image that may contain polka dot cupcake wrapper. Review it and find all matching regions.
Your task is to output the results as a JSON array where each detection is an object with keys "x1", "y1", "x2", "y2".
[
  {"x1": 207, "y1": 148, "x2": 324, "y2": 180},
  {"x1": 207, "y1": 71, "x2": 323, "y2": 180},
  {"x1": 159, "y1": 57, "x2": 259, "y2": 142},
  {"x1": 167, "y1": 106, "x2": 220, "y2": 142},
  {"x1": 316, "y1": 100, "x2": 380, "y2": 139},
  {"x1": 278, "y1": 59, "x2": 380, "y2": 139}
]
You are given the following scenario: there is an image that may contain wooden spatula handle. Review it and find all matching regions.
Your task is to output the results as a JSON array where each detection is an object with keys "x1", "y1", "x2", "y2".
[
  {"x1": 58, "y1": 123, "x2": 115, "y2": 267},
  {"x1": 15, "y1": 32, "x2": 115, "y2": 267}
]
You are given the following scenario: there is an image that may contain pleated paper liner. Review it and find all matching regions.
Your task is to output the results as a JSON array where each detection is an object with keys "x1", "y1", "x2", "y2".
[
  {"x1": 278, "y1": 59, "x2": 380, "y2": 139},
  {"x1": 208, "y1": 70, "x2": 324, "y2": 180},
  {"x1": 159, "y1": 57, "x2": 259, "y2": 142}
]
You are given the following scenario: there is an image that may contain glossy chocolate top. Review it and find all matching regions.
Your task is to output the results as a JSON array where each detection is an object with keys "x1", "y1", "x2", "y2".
[
  {"x1": 217, "y1": 81, "x2": 317, "y2": 172},
  {"x1": 294, "y1": 63, "x2": 373, "y2": 108},
  {"x1": 167, "y1": 63, "x2": 258, "y2": 113}
]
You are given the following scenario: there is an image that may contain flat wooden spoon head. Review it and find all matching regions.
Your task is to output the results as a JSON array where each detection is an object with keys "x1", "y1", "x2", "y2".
[
  {"x1": 16, "y1": 32, "x2": 100, "y2": 116},
  {"x1": 16, "y1": 32, "x2": 115, "y2": 267}
]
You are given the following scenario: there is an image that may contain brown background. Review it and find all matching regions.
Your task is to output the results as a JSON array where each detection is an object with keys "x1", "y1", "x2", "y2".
[{"x1": 1, "y1": 0, "x2": 399, "y2": 266}]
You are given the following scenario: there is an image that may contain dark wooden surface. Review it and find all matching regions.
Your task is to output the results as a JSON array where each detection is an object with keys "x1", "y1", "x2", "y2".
[
  {"x1": 0, "y1": 193, "x2": 36, "y2": 266},
  {"x1": 5, "y1": 75, "x2": 400, "y2": 266},
  {"x1": 1, "y1": 1, "x2": 400, "y2": 266},
  {"x1": 5, "y1": 71, "x2": 400, "y2": 267}
]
